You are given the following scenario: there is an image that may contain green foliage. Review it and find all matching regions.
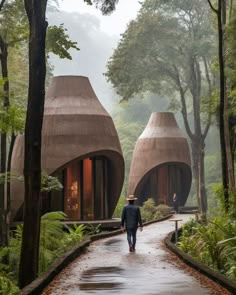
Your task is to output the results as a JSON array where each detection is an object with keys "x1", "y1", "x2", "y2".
[
  {"x1": 39, "y1": 212, "x2": 67, "y2": 273},
  {"x1": 140, "y1": 198, "x2": 171, "y2": 222},
  {"x1": 0, "y1": 0, "x2": 28, "y2": 45},
  {"x1": 177, "y1": 218, "x2": 200, "y2": 253},
  {"x1": 47, "y1": 25, "x2": 80, "y2": 60},
  {"x1": 141, "y1": 198, "x2": 156, "y2": 221},
  {"x1": 156, "y1": 204, "x2": 171, "y2": 216},
  {"x1": 10, "y1": 172, "x2": 63, "y2": 193},
  {"x1": 62, "y1": 224, "x2": 85, "y2": 249},
  {"x1": 178, "y1": 213, "x2": 236, "y2": 280},
  {"x1": 92, "y1": 0, "x2": 118, "y2": 15},
  {"x1": 0, "y1": 211, "x2": 86, "y2": 287},
  {"x1": 0, "y1": 273, "x2": 19, "y2": 295},
  {"x1": 225, "y1": 10, "x2": 236, "y2": 93},
  {"x1": 0, "y1": 104, "x2": 25, "y2": 134},
  {"x1": 84, "y1": 224, "x2": 101, "y2": 236},
  {"x1": 106, "y1": 0, "x2": 215, "y2": 103},
  {"x1": 40, "y1": 213, "x2": 85, "y2": 273},
  {"x1": 41, "y1": 173, "x2": 63, "y2": 192}
]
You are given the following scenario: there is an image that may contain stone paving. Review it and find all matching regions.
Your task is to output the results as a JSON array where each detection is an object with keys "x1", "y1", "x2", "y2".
[{"x1": 43, "y1": 215, "x2": 231, "y2": 295}]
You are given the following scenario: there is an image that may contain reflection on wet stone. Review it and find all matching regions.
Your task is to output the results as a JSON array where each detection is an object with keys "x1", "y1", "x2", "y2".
[
  {"x1": 103, "y1": 238, "x2": 123, "y2": 252},
  {"x1": 79, "y1": 267, "x2": 125, "y2": 291},
  {"x1": 104, "y1": 238, "x2": 121, "y2": 246}
]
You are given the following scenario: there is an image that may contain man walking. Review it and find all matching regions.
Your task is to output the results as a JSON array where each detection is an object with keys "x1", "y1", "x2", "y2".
[{"x1": 121, "y1": 195, "x2": 143, "y2": 252}]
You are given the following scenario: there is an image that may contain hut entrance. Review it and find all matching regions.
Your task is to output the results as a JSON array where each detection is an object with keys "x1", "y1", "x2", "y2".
[
  {"x1": 47, "y1": 156, "x2": 108, "y2": 220},
  {"x1": 136, "y1": 163, "x2": 190, "y2": 206}
]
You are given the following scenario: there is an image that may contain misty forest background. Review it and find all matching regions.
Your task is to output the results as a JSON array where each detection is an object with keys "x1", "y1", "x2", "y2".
[{"x1": 48, "y1": 6, "x2": 221, "y2": 209}]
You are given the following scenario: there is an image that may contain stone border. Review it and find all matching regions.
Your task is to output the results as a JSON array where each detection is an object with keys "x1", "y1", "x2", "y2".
[
  {"x1": 19, "y1": 214, "x2": 172, "y2": 295},
  {"x1": 164, "y1": 231, "x2": 236, "y2": 294}
]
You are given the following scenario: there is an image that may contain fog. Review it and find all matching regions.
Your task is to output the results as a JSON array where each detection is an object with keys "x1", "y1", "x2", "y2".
[{"x1": 47, "y1": 10, "x2": 117, "y2": 111}]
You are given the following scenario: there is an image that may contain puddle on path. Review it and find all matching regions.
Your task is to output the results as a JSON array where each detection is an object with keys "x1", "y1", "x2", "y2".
[{"x1": 79, "y1": 266, "x2": 125, "y2": 291}]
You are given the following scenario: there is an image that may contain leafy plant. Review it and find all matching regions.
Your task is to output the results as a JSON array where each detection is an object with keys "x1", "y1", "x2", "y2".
[
  {"x1": 41, "y1": 173, "x2": 63, "y2": 192},
  {"x1": 39, "y1": 211, "x2": 67, "y2": 273},
  {"x1": 0, "y1": 272, "x2": 19, "y2": 295},
  {"x1": 140, "y1": 198, "x2": 171, "y2": 222},
  {"x1": 84, "y1": 224, "x2": 101, "y2": 236},
  {"x1": 178, "y1": 213, "x2": 236, "y2": 280},
  {"x1": 62, "y1": 224, "x2": 85, "y2": 250},
  {"x1": 0, "y1": 211, "x2": 86, "y2": 281}
]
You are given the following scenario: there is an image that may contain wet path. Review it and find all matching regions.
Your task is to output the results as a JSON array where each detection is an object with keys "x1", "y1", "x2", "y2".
[{"x1": 43, "y1": 215, "x2": 230, "y2": 295}]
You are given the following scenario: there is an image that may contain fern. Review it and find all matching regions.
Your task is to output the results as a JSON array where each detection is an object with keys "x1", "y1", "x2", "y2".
[
  {"x1": 39, "y1": 211, "x2": 67, "y2": 273},
  {"x1": 0, "y1": 273, "x2": 19, "y2": 295}
]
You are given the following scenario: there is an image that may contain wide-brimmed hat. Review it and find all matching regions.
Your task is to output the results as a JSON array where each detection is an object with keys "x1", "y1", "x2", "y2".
[{"x1": 126, "y1": 194, "x2": 137, "y2": 201}]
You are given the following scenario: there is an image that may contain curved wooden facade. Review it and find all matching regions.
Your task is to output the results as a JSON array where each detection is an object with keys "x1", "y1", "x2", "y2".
[
  {"x1": 11, "y1": 76, "x2": 124, "y2": 221},
  {"x1": 128, "y1": 112, "x2": 192, "y2": 206}
]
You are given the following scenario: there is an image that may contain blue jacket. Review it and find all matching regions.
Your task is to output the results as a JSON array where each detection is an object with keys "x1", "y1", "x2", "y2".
[{"x1": 121, "y1": 204, "x2": 143, "y2": 229}]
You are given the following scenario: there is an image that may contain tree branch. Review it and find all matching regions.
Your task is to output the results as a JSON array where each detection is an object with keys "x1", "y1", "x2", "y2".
[
  {"x1": 202, "y1": 56, "x2": 212, "y2": 140},
  {"x1": 207, "y1": 0, "x2": 218, "y2": 14},
  {"x1": 173, "y1": 65, "x2": 194, "y2": 140},
  {"x1": 0, "y1": 0, "x2": 6, "y2": 11}
]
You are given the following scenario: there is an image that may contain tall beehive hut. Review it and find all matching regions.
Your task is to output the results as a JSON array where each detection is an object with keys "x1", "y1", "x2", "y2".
[
  {"x1": 128, "y1": 112, "x2": 192, "y2": 206},
  {"x1": 11, "y1": 76, "x2": 124, "y2": 221}
]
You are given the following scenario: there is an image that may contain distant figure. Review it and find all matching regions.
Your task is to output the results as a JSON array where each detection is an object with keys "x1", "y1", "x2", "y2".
[
  {"x1": 172, "y1": 193, "x2": 179, "y2": 213},
  {"x1": 121, "y1": 194, "x2": 143, "y2": 252}
]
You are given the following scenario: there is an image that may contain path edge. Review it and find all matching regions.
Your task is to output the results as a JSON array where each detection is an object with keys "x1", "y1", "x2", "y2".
[{"x1": 164, "y1": 231, "x2": 236, "y2": 294}]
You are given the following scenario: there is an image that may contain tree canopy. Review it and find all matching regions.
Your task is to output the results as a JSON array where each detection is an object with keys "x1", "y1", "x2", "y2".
[{"x1": 106, "y1": 0, "x2": 217, "y2": 213}]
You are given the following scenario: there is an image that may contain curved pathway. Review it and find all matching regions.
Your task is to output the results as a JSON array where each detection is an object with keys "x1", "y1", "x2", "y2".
[{"x1": 43, "y1": 215, "x2": 231, "y2": 295}]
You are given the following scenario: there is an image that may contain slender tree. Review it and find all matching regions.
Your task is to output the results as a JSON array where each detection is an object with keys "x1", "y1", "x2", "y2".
[
  {"x1": 0, "y1": 35, "x2": 9, "y2": 246},
  {"x1": 0, "y1": 0, "x2": 7, "y2": 249},
  {"x1": 207, "y1": 0, "x2": 236, "y2": 210},
  {"x1": 18, "y1": 0, "x2": 48, "y2": 287}
]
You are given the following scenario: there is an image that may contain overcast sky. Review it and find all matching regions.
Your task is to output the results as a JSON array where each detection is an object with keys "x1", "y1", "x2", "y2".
[{"x1": 59, "y1": 0, "x2": 141, "y2": 36}]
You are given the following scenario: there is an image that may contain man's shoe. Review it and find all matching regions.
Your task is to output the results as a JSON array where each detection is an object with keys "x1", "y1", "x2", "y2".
[{"x1": 129, "y1": 245, "x2": 133, "y2": 252}]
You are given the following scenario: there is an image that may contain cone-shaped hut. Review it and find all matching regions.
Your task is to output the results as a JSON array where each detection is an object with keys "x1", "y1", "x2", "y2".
[
  {"x1": 11, "y1": 76, "x2": 124, "y2": 221},
  {"x1": 128, "y1": 112, "x2": 191, "y2": 207}
]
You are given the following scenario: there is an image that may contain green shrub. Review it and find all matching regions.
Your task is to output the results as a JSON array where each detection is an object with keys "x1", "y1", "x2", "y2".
[
  {"x1": 0, "y1": 273, "x2": 19, "y2": 295},
  {"x1": 156, "y1": 204, "x2": 171, "y2": 216},
  {"x1": 84, "y1": 224, "x2": 101, "y2": 236},
  {"x1": 141, "y1": 198, "x2": 171, "y2": 222},
  {"x1": 140, "y1": 198, "x2": 156, "y2": 221},
  {"x1": 0, "y1": 211, "x2": 86, "y2": 286},
  {"x1": 61, "y1": 224, "x2": 85, "y2": 251},
  {"x1": 153, "y1": 210, "x2": 162, "y2": 220},
  {"x1": 178, "y1": 213, "x2": 236, "y2": 280},
  {"x1": 39, "y1": 211, "x2": 67, "y2": 273}
]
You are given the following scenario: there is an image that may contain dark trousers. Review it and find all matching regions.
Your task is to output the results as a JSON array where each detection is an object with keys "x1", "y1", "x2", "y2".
[{"x1": 126, "y1": 228, "x2": 138, "y2": 248}]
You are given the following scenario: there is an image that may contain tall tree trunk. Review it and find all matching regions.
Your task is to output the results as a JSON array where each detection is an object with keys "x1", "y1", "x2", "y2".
[
  {"x1": 5, "y1": 133, "x2": 16, "y2": 246},
  {"x1": 176, "y1": 58, "x2": 208, "y2": 214},
  {"x1": 18, "y1": 0, "x2": 48, "y2": 288},
  {"x1": 191, "y1": 139, "x2": 207, "y2": 213},
  {"x1": 218, "y1": 0, "x2": 235, "y2": 210},
  {"x1": 0, "y1": 35, "x2": 9, "y2": 247},
  {"x1": 0, "y1": 133, "x2": 7, "y2": 246},
  {"x1": 199, "y1": 143, "x2": 207, "y2": 212},
  {"x1": 221, "y1": 0, "x2": 236, "y2": 204},
  {"x1": 207, "y1": 0, "x2": 236, "y2": 211}
]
